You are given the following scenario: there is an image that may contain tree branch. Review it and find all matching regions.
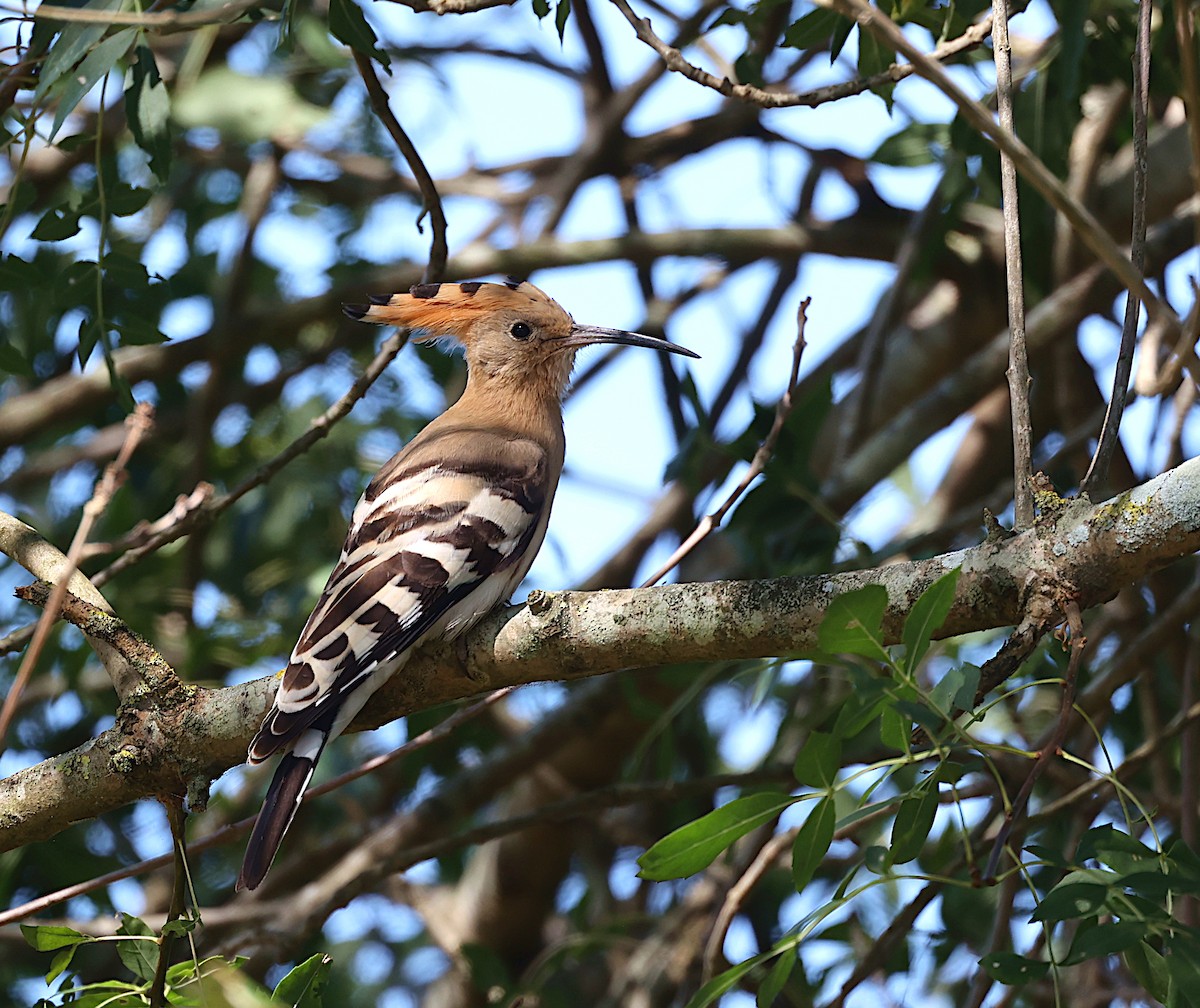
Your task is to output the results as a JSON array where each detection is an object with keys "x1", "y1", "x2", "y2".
[{"x1": 4, "y1": 457, "x2": 1200, "y2": 851}]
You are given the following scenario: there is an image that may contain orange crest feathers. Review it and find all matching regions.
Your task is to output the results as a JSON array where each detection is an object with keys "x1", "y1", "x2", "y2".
[{"x1": 344, "y1": 279, "x2": 570, "y2": 341}]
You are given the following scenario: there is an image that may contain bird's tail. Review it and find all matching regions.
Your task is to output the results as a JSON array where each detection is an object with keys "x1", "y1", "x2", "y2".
[{"x1": 237, "y1": 729, "x2": 327, "y2": 891}]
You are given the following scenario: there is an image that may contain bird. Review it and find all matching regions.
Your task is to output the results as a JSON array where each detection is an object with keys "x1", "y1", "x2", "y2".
[{"x1": 237, "y1": 277, "x2": 698, "y2": 891}]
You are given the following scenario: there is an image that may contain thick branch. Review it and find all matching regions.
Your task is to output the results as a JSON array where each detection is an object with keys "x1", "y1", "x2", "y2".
[{"x1": 2, "y1": 458, "x2": 1199, "y2": 851}]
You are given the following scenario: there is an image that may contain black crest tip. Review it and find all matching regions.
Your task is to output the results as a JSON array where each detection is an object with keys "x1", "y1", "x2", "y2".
[
  {"x1": 368, "y1": 292, "x2": 393, "y2": 305},
  {"x1": 343, "y1": 303, "x2": 369, "y2": 320}
]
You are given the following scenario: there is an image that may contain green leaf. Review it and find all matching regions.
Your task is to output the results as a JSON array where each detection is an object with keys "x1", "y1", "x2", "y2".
[
  {"x1": 873, "y1": 122, "x2": 951, "y2": 167},
  {"x1": 53, "y1": 980, "x2": 143, "y2": 1007},
  {"x1": 979, "y1": 951, "x2": 1049, "y2": 984},
  {"x1": 531, "y1": 0, "x2": 549, "y2": 18},
  {"x1": 828, "y1": 15, "x2": 854, "y2": 63},
  {"x1": 793, "y1": 731, "x2": 841, "y2": 788},
  {"x1": 902, "y1": 567, "x2": 960, "y2": 675},
  {"x1": 889, "y1": 785, "x2": 936, "y2": 865},
  {"x1": 77, "y1": 315, "x2": 101, "y2": 367},
  {"x1": 106, "y1": 183, "x2": 153, "y2": 217},
  {"x1": 683, "y1": 951, "x2": 770, "y2": 1008},
  {"x1": 273, "y1": 953, "x2": 333, "y2": 1007},
  {"x1": 461, "y1": 943, "x2": 510, "y2": 996},
  {"x1": 757, "y1": 949, "x2": 795, "y2": 1008},
  {"x1": 734, "y1": 52, "x2": 764, "y2": 87},
  {"x1": 1030, "y1": 882, "x2": 1108, "y2": 923},
  {"x1": 638, "y1": 792, "x2": 798, "y2": 881},
  {"x1": 33, "y1": 0, "x2": 126, "y2": 104},
  {"x1": 1066, "y1": 921, "x2": 1145, "y2": 964},
  {"x1": 173, "y1": 67, "x2": 328, "y2": 144},
  {"x1": 115, "y1": 316, "x2": 168, "y2": 347},
  {"x1": 328, "y1": 0, "x2": 390, "y2": 69},
  {"x1": 864, "y1": 844, "x2": 889, "y2": 874},
  {"x1": 818, "y1": 585, "x2": 889, "y2": 662},
  {"x1": 21, "y1": 923, "x2": 93, "y2": 952},
  {"x1": 1166, "y1": 938, "x2": 1200, "y2": 1004},
  {"x1": 115, "y1": 912, "x2": 158, "y2": 983},
  {"x1": 47, "y1": 27, "x2": 137, "y2": 140},
  {"x1": 879, "y1": 704, "x2": 908, "y2": 750},
  {"x1": 125, "y1": 45, "x2": 172, "y2": 180},
  {"x1": 0, "y1": 337, "x2": 33, "y2": 377},
  {"x1": 782, "y1": 7, "x2": 843, "y2": 50},
  {"x1": 928, "y1": 661, "x2": 979, "y2": 722},
  {"x1": 857, "y1": 27, "x2": 895, "y2": 109},
  {"x1": 1125, "y1": 940, "x2": 1169, "y2": 1002},
  {"x1": 709, "y1": 9, "x2": 746, "y2": 31},
  {"x1": 31, "y1": 205, "x2": 82, "y2": 241},
  {"x1": 792, "y1": 796, "x2": 836, "y2": 891},
  {"x1": 160, "y1": 917, "x2": 198, "y2": 939},
  {"x1": 832, "y1": 692, "x2": 883, "y2": 737},
  {"x1": 553, "y1": 0, "x2": 571, "y2": 41},
  {"x1": 1080, "y1": 824, "x2": 1158, "y2": 869},
  {"x1": 46, "y1": 945, "x2": 77, "y2": 984}
]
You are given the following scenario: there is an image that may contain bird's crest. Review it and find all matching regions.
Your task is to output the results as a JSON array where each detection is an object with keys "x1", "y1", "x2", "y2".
[{"x1": 344, "y1": 279, "x2": 571, "y2": 342}]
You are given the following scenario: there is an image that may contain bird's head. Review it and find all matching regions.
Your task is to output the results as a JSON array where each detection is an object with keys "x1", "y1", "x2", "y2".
[{"x1": 345, "y1": 279, "x2": 697, "y2": 393}]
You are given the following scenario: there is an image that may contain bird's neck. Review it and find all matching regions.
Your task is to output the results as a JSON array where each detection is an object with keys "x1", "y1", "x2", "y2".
[{"x1": 444, "y1": 367, "x2": 569, "y2": 449}]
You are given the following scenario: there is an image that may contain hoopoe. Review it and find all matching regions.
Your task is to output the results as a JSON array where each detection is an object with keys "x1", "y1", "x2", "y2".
[{"x1": 237, "y1": 278, "x2": 698, "y2": 890}]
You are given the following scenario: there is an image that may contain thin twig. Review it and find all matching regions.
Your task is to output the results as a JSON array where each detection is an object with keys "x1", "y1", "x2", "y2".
[
  {"x1": 353, "y1": 51, "x2": 448, "y2": 284},
  {"x1": 608, "y1": 0, "x2": 994, "y2": 110},
  {"x1": 985, "y1": 601, "x2": 1085, "y2": 881},
  {"x1": 702, "y1": 826, "x2": 794, "y2": 983},
  {"x1": 638, "y1": 298, "x2": 810, "y2": 588},
  {"x1": 993, "y1": 0, "x2": 1033, "y2": 528},
  {"x1": 148, "y1": 797, "x2": 189, "y2": 1008},
  {"x1": 964, "y1": 869, "x2": 1021, "y2": 1008},
  {"x1": 0, "y1": 403, "x2": 153, "y2": 753},
  {"x1": 1081, "y1": 0, "x2": 1152, "y2": 496}
]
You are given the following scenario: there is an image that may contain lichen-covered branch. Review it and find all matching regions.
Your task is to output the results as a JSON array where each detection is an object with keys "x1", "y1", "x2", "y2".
[{"x1": 2, "y1": 457, "x2": 1199, "y2": 852}]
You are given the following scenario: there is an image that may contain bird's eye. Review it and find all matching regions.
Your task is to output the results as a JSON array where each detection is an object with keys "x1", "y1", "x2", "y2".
[{"x1": 509, "y1": 321, "x2": 532, "y2": 341}]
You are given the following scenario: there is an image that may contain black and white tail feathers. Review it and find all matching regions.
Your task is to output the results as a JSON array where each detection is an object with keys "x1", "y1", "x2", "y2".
[{"x1": 237, "y1": 732, "x2": 327, "y2": 891}]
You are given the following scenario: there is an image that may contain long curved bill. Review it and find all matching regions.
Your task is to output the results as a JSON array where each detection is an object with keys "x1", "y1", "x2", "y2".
[{"x1": 566, "y1": 325, "x2": 700, "y2": 358}]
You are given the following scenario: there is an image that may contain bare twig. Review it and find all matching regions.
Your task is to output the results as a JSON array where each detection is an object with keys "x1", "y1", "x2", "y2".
[
  {"x1": 702, "y1": 826, "x2": 793, "y2": 982},
  {"x1": 148, "y1": 797, "x2": 190, "y2": 1008},
  {"x1": 992, "y1": 0, "x2": 1033, "y2": 528},
  {"x1": 386, "y1": 0, "x2": 516, "y2": 13},
  {"x1": 0, "y1": 403, "x2": 153, "y2": 752},
  {"x1": 1081, "y1": 0, "x2": 1152, "y2": 496},
  {"x1": 353, "y1": 51, "x2": 448, "y2": 283},
  {"x1": 609, "y1": 0, "x2": 994, "y2": 110},
  {"x1": 985, "y1": 601, "x2": 1085, "y2": 881},
  {"x1": 638, "y1": 298, "x2": 809, "y2": 588}
]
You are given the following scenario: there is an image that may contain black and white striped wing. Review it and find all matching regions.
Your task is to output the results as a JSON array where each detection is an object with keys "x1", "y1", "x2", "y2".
[{"x1": 247, "y1": 435, "x2": 550, "y2": 764}]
